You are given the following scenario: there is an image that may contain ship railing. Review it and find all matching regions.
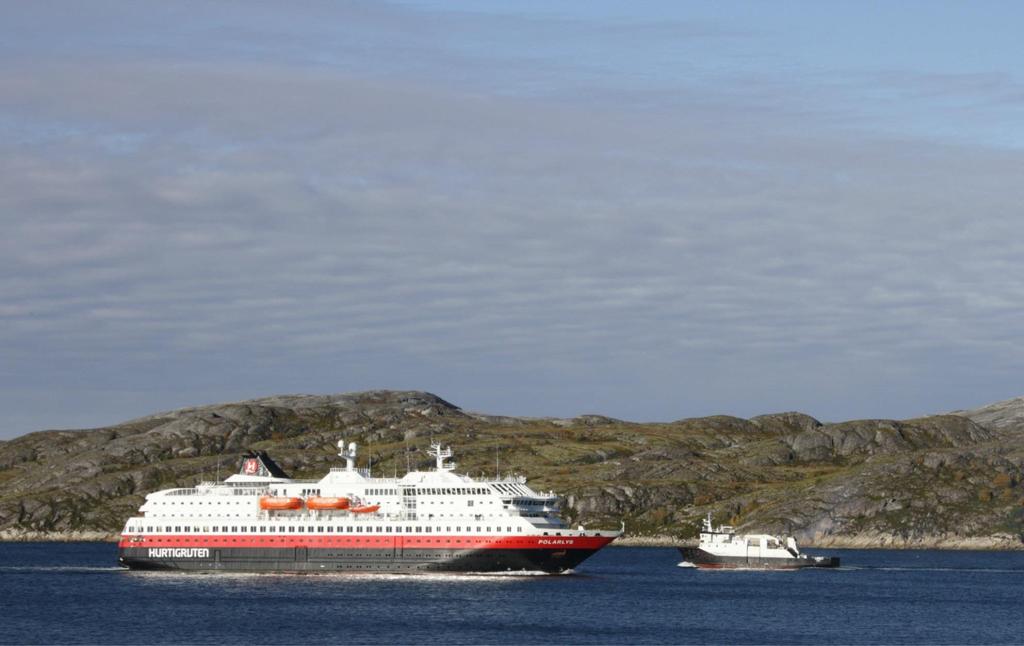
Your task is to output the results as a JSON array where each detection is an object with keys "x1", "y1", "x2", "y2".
[
  {"x1": 321, "y1": 470, "x2": 403, "y2": 483},
  {"x1": 485, "y1": 474, "x2": 528, "y2": 484},
  {"x1": 284, "y1": 475, "x2": 375, "y2": 483},
  {"x1": 166, "y1": 486, "x2": 270, "y2": 496},
  {"x1": 322, "y1": 468, "x2": 385, "y2": 479}
]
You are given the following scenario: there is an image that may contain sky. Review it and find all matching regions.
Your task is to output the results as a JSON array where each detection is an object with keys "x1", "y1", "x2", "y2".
[{"x1": 2, "y1": 1, "x2": 1023, "y2": 438}]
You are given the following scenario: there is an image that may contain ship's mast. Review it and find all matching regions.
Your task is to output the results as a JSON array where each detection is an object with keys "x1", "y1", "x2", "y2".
[{"x1": 428, "y1": 443, "x2": 456, "y2": 472}]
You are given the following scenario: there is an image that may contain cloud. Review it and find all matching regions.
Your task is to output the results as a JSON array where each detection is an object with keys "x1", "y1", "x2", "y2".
[{"x1": 1, "y1": 3, "x2": 1023, "y2": 436}]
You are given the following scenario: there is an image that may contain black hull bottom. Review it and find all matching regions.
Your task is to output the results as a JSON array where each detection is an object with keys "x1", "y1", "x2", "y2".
[
  {"x1": 119, "y1": 546, "x2": 600, "y2": 574},
  {"x1": 678, "y1": 547, "x2": 840, "y2": 570}
]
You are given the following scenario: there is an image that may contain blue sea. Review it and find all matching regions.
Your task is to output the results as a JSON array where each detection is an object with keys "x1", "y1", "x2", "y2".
[{"x1": 1, "y1": 543, "x2": 1022, "y2": 644}]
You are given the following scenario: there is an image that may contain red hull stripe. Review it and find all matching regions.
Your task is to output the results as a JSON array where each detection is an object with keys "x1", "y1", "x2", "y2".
[{"x1": 119, "y1": 534, "x2": 614, "y2": 550}]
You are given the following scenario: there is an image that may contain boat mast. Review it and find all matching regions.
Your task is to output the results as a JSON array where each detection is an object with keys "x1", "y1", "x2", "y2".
[{"x1": 429, "y1": 443, "x2": 455, "y2": 472}]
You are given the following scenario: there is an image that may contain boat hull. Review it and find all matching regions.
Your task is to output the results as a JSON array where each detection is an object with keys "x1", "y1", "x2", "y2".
[
  {"x1": 678, "y1": 547, "x2": 839, "y2": 570},
  {"x1": 118, "y1": 534, "x2": 616, "y2": 574}
]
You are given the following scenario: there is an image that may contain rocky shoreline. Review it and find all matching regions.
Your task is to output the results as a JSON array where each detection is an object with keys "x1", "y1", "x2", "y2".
[
  {"x1": 806, "y1": 531, "x2": 1024, "y2": 551},
  {"x1": 3, "y1": 530, "x2": 1021, "y2": 551},
  {"x1": 613, "y1": 533, "x2": 1024, "y2": 550},
  {"x1": 3, "y1": 390, "x2": 1024, "y2": 545},
  {"x1": 0, "y1": 530, "x2": 120, "y2": 542}
]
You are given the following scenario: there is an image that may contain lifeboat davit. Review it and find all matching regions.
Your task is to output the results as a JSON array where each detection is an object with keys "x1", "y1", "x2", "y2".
[
  {"x1": 306, "y1": 496, "x2": 350, "y2": 510},
  {"x1": 259, "y1": 496, "x2": 303, "y2": 510},
  {"x1": 350, "y1": 504, "x2": 380, "y2": 514}
]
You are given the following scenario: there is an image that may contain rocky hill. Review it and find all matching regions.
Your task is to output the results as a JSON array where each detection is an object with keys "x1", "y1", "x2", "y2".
[{"x1": 2, "y1": 390, "x2": 1023, "y2": 548}]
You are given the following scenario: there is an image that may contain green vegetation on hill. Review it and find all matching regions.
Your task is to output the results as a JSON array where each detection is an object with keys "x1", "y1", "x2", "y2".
[{"x1": 1, "y1": 391, "x2": 1022, "y2": 546}]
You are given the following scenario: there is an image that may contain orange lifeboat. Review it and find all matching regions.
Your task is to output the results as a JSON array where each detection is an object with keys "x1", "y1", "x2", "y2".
[
  {"x1": 350, "y1": 504, "x2": 380, "y2": 514},
  {"x1": 259, "y1": 496, "x2": 303, "y2": 510},
  {"x1": 306, "y1": 496, "x2": 350, "y2": 510}
]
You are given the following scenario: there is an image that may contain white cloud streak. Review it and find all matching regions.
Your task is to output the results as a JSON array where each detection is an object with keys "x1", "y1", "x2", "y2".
[{"x1": 1, "y1": 2, "x2": 1023, "y2": 436}]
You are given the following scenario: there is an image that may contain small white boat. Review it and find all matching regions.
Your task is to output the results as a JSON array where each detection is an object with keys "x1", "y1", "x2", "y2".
[{"x1": 678, "y1": 513, "x2": 839, "y2": 569}]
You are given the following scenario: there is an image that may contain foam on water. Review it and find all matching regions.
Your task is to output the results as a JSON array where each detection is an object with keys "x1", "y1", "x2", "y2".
[
  {"x1": 0, "y1": 565, "x2": 123, "y2": 573},
  {"x1": 125, "y1": 568, "x2": 569, "y2": 584}
]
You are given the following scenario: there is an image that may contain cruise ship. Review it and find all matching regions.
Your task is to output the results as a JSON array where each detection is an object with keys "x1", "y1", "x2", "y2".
[{"x1": 118, "y1": 441, "x2": 620, "y2": 573}]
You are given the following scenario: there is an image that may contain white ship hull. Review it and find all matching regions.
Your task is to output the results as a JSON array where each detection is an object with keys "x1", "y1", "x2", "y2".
[{"x1": 678, "y1": 546, "x2": 839, "y2": 569}]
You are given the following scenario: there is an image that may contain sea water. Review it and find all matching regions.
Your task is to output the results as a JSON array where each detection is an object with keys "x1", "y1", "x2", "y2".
[{"x1": 1, "y1": 543, "x2": 1022, "y2": 644}]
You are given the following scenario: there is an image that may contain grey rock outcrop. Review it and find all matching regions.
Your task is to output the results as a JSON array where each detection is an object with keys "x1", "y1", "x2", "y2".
[
  {"x1": 955, "y1": 396, "x2": 1024, "y2": 436},
  {"x1": 1, "y1": 390, "x2": 1022, "y2": 547}
]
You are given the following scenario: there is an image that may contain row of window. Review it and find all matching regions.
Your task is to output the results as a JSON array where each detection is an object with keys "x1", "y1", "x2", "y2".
[
  {"x1": 141, "y1": 510, "x2": 515, "y2": 520},
  {"x1": 410, "y1": 487, "x2": 490, "y2": 496},
  {"x1": 163, "y1": 488, "x2": 262, "y2": 497},
  {"x1": 514, "y1": 499, "x2": 548, "y2": 507},
  {"x1": 155, "y1": 500, "x2": 247, "y2": 505},
  {"x1": 157, "y1": 488, "x2": 497, "y2": 503},
  {"x1": 409, "y1": 499, "x2": 491, "y2": 506},
  {"x1": 151, "y1": 499, "x2": 499, "y2": 513},
  {"x1": 128, "y1": 524, "x2": 518, "y2": 534}
]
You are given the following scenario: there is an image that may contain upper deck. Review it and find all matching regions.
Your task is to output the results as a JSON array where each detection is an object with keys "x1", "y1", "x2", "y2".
[{"x1": 131, "y1": 441, "x2": 566, "y2": 532}]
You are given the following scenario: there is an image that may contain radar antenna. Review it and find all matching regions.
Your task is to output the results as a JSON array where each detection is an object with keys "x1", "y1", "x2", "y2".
[{"x1": 338, "y1": 440, "x2": 358, "y2": 472}]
